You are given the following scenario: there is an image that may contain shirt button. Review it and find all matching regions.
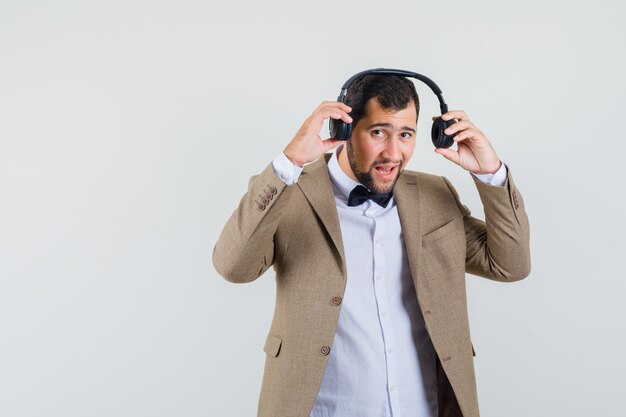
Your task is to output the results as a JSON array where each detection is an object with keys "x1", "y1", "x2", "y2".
[
  {"x1": 380, "y1": 311, "x2": 387, "y2": 317},
  {"x1": 390, "y1": 385, "x2": 396, "y2": 391},
  {"x1": 331, "y1": 296, "x2": 342, "y2": 306},
  {"x1": 387, "y1": 347, "x2": 393, "y2": 354},
  {"x1": 375, "y1": 275, "x2": 382, "y2": 281},
  {"x1": 320, "y1": 346, "x2": 330, "y2": 356},
  {"x1": 281, "y1": 173, "x2": 288, "y2": 180}
]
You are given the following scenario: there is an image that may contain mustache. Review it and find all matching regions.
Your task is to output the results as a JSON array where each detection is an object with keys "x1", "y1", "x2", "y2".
[{"x1": 370, "y1": 159, "x2": 403, "y2": 167}]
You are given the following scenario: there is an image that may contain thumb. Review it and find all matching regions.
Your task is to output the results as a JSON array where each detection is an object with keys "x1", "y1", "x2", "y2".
[
  {"x1": 435, "y1": 148, "x2": 460, "y2": 166},
  {"x1": 322, "y1": 138, "x2": 343, "y2": 153}
]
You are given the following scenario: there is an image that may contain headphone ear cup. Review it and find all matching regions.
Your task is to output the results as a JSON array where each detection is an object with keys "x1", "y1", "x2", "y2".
[
  {"x1": 431, "y1": 117, "x2": 456, "y2": 148},
  {"x1": 329, "y1": 118, "x2": 351, "y2": 141}
]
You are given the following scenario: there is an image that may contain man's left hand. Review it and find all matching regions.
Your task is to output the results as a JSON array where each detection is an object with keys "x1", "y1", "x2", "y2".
[{"x1": 433, "y1": 110, "x2": 501, "y2": 175}]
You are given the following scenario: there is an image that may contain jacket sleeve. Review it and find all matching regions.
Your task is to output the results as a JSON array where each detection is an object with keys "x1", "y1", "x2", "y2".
[
  {"x1": 212, "y1": 162, "x2": 292, "y2": 283},
  {"x1": 443, "y1": 166, "x2": 531, "y2": 282}
]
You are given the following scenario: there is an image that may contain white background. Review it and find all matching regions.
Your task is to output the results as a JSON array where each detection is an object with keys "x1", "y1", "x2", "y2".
[{"x1": 1, "y1": 0, "x2": 625, "y2": 416}]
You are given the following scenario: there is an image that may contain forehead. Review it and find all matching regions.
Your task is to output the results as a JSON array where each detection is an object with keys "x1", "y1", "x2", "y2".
[{"x1": 361, "y1": 98, "x2": 417, "y2": 125}]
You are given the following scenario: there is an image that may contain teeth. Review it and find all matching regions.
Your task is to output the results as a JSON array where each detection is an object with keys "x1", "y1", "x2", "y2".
[{"x1": 376, "y1": 166, "x2": 395, "y2": 175}]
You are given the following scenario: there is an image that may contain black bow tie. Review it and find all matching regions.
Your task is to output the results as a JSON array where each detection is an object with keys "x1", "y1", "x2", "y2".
[{"x1": 347, "y1": 185, "x2": 393, "y2": 208}]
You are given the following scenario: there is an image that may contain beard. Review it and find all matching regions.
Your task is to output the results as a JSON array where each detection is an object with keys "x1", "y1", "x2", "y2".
[{"x1": 346, "y1": 140, "x2": 403, "y2": 194}]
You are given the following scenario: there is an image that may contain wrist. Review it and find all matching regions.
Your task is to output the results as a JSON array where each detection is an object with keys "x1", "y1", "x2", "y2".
[
  {"x1": 283, "y1": 148, "x2": 304, "y2": 168},
  {"x1": 473, "y1": 160, "x2": 501, "y2": 175}
]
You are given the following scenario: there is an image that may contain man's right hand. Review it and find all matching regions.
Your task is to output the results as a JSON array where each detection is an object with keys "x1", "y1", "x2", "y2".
[{"x1": 283, "y1": 101, "x2": 353, "y2": 167}]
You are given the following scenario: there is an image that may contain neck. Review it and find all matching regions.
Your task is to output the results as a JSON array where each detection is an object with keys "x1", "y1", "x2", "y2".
[{"x1": 338, "y1": 144, "x2": 358, "y2": 181}]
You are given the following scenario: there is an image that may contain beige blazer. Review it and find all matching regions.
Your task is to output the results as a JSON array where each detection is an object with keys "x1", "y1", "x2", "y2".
[{"x1": 213, "y1": 154, "x2": 530, "y2": 417}]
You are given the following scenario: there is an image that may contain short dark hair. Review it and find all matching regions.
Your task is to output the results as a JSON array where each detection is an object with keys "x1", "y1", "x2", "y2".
[{"x1": 345, "y1": 74, "x2": 420, "y2": 130}]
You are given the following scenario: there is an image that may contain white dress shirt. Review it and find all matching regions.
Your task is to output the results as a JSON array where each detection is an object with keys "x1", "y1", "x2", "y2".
[{"x1": 272, "y1": 149, "x2": 506, "y2": 417}]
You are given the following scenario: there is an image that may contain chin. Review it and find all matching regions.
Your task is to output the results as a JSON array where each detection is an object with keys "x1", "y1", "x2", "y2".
[
  {"x1": 369, "y1": 164, "x2": 404, "y2": 193},
  {"x1": 374, "y1": 184, "x2": 395, "y2": 194},
  {"x1": 370, "y1": 175, "x2": 398, "y2": 194}
]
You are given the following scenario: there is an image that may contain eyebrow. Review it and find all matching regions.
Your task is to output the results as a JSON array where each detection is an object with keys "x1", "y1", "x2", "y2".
[{"x1": 366, "y1": 122, "x2": 416, "y2": 133}]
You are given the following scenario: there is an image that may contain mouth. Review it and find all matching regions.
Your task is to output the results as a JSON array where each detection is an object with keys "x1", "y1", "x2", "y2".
[{"x1": 374, "y1": 164, "x2": 399, "y2": 179}]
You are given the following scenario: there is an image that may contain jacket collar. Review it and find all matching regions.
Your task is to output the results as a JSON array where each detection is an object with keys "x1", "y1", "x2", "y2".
[
  {"x1": 297, "y1": 154, "x2": 346, "y2": 276},
  {"x1": 394, "y1": 169, "x2": 423, "y2": 284}
]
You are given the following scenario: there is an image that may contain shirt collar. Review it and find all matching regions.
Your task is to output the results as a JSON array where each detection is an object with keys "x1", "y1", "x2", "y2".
[{"x1": 327, "y1": 145, "x2": 361, "y2": 203}]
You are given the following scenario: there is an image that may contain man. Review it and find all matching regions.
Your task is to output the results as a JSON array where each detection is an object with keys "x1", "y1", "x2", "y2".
[{"x1": 213, "y1": 74, "x2": 530, "y2": 417}]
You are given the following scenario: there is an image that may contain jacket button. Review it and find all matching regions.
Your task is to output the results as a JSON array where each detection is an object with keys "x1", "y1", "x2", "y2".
[
  {"x1": 267, "y1": 194, "x2": 273, "y2": 200},
  {"x1": 270, "y1": 187, "x2": 277, "y2": 195},
  {"x1": 331, "y1": 296, "x2": 342, "y2": 306},
  {"x1": 258, "y1": 204, "x2": 266, "y2": 211},
  {"x1": 320, "y1": 346, "x2": 330, "y2": 356}
]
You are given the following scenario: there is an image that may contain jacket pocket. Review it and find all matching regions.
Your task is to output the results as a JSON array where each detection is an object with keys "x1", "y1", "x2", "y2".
[
  {"x1": 422, "y1": 218, "x2": 460, "y2": 246},
  {"x1": 263, "y1": 334, "x2": 283, "y2": 357}
]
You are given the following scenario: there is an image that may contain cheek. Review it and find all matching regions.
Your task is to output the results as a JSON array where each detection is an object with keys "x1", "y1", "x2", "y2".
[
  {"x1": 365, "y1": 148, "x2": 384, "y2": 168},
  {"x1": 401, "y1": 143, "x2": 416, "y2": 162},
  {"x1": 353, "y1": 142, "x2": 379, "y2": 167}
]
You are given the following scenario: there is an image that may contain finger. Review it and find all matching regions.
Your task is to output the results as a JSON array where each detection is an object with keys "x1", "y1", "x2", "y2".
[
  {"x1": 319, "y1": 101, "x2": 352, "y2": 114},
  {"x1": 316, "y1": 108, "x2": 353, "y2": 123},
  {"x1": 444, "y1": 120, "x2": 475, "y2": 136},
  {"x1": 434, "y1": 115, "x2": 457, "y2": 121},
  {"x1": 322, "y1": 138, "x2": 343, "y2": 151},
  {"x1": 338, "y1": 102, "x2": 352, "y2": 113},
  {"x1": 334, "y1": 111, "x2": 353, "y2": 123},
  {"x1": 453, "y1": 129, "x2": 483, "y2": 143},
  {"x1": 442, "y1": 110, "x2": 469, "y2": 122},
  {"x1": 434, "y1": 147, "x2": 461, "y2": 166}
]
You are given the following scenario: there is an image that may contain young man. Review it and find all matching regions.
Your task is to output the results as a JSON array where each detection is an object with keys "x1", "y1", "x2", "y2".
[{"x1": 213, "y1": 74, "x2": 530, "y2": 417}]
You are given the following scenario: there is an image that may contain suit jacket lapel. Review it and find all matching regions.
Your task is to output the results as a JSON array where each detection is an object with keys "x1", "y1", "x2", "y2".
[
  {"x1": 394, "y1": 171, "x2": 423, "y2": 286},
  {"x1": 297, "y1": 155, "x2": 346, "y2": 276}
]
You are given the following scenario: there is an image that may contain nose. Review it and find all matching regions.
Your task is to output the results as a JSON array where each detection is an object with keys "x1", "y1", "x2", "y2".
[{"x1": 381, "y1": 135, "x2": 402, "y2": 162}]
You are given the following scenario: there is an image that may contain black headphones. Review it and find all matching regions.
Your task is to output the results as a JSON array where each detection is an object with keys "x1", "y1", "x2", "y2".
[{"x1": 329, "y1": 68, "x2": 456, "y2": 148}]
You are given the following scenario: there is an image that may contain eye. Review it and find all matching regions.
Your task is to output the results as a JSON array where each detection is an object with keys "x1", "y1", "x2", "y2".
[
  {"x1": 371, "y1": 129, "x2": 387, "y2": 140},
  {"x1": 400, "y1": 132, "x2": 414, "y2": 140}
]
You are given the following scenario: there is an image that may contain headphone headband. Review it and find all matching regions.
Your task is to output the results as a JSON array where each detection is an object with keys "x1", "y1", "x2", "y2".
[{"x1": 339, "y1": 68, "x2": 448, "y2": 114}]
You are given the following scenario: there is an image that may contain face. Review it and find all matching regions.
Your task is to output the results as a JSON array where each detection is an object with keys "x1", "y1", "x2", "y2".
[{"x1": 339, "y1": 98, "x2": 417, "y2": 194}]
